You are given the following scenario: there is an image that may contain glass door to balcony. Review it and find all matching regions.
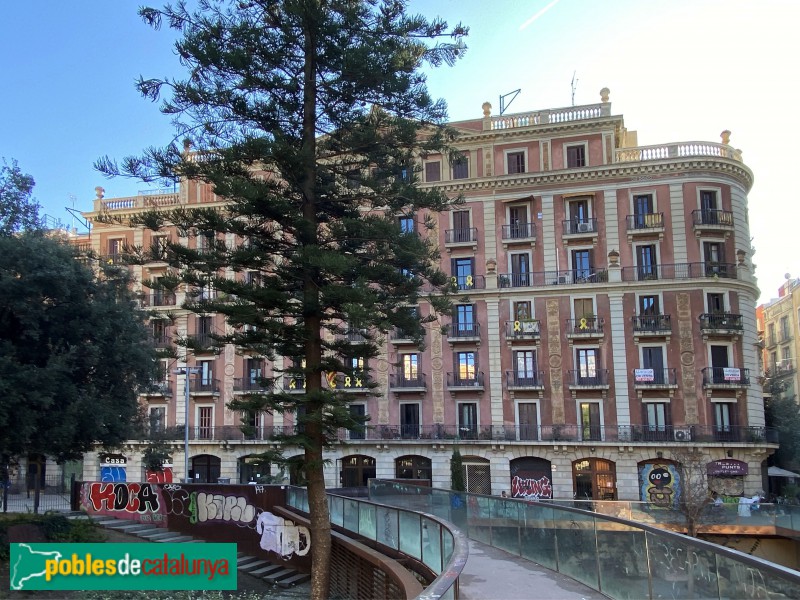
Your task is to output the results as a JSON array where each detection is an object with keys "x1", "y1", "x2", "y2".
[
  {"x1": 642, "y1": 346, "x2": 665, "y2": 384},
  {"x1": 452, "y1": 210, "x2": 471, "y2": 242},
  {"x1": 510, "y1": 253, "x2": 530, "y2": 287},
  {"x1": 636, "y1": 244, "x2": 658, "y2": 280},
  {"x1": 197, "y1": 406, "x2": 212, "y2": 440},
  {"x1": 710, "y1": 345, "x2": 729, "y2": 383},
  {"x1": 569, "y1": 199, "x2": 589, "y2": 229},
  {"x1": 349, "y1": 404, "x2": 365, "y2": 440},
  {"x1": 518, "y1": 402, "x2": 538, "y2": 440},
  {"x1": 645, "y1": 402, "x2": 669, "y2": 441},
  {"x1": 458, "y1": 402, "x2": 478, "y2": 439},
  {"x1": 572, "y1": 249, "x2": 593, "y2": 282},
  {"x1": 514, "y1": 350, "x2": 538, "y2": 386},
  {"x1": 400, "y1": 403, "x2": 420, "y2": 438},
  {"x1": 576, "y1": 348, "x2": 598, "y2": 385},
  {"x1": 509, "y1": 205, "x2": 529, "y2": 238},
  {"x1": 580, "y1": 402, "x2": 601, "y2": 441},
  {"x1": 714, "y1": 402, "x2": 734, "y2": 441},
  {"x1": 633, "y1": 194, "x2": 654, "y2": 228}
]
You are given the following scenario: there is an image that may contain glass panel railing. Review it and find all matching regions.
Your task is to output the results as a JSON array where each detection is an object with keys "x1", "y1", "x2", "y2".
[
  {"x1": 376, "y1": 504, "x2": 399, "y2": 550},
  {"x1": 359, "y1": 502, "x2": 377, "y2": 540},
  {"x1": 329, "y1": 494, "x2": 344, "y2": 527},
  {"x1": 490, "y1": 497, "x2": 521, "y2": 556},
  {"x1": 555, "y1": 509, "x2": 599, "y2": 590},
  {"x1": 399, "y1": 511, "x2": 422, "y2": 559},
  {"x1": 596, "y1": 522, "x2": 649, "y2": 600},
  {"x1": 422, "y1": 517, "x2": 442, "y2": 572},
  {"x1": 342, "y1": 497, "x2": 359, "y2": 531},
  {"x1": 521, "y1": 502, "x2": 558, "y2": 571}
]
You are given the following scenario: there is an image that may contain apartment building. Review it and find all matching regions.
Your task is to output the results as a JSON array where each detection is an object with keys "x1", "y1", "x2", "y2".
[
  {"x1": 759, "y1": 279, "x2": 800, "y2": 402},
  {"x1": 80, "y1": 89, "x2": 772, "y2": 501}
]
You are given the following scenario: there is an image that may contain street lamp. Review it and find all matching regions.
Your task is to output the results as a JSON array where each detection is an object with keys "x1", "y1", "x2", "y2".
[{"x1": 173, "y1": 366, "x2": 201, "y2": 483}]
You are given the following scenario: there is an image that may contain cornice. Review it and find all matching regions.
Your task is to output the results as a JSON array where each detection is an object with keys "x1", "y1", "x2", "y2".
[{"x1": 427, "y1": 157, "x2": 754, "y2": 195}]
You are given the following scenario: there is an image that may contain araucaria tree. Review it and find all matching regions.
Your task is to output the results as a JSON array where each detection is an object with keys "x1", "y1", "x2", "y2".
[
  {"x1": 97, "y1": 1, "x2": 467, "y2": 597},
  {"x1": 0, "y1": 233, "x2": 156, "y2": 510}
]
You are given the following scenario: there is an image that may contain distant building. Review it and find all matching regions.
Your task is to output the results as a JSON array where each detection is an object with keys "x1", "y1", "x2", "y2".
[
  {"x1": 79, "y1": 89, "x2": 770, "y2": 501},
  {"x1": 759, "y1": 278, "x2": 800, "y2": 402}
]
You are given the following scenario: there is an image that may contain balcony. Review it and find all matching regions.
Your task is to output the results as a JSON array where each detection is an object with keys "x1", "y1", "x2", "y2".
[
  {"x1": 185, "y1": 332, "x2": 219, "y2": 353},
  {"x1": 565, "y1": 317, "x2": 604, "y2": 341},
  {"x1": 620, "y1": 424, "x2": 776, "y2": 444},
  {"x1": 450, "y1": 274, "x2": 485, "y2": 291},
  {"x1": 333, "y1": 372, "x2": 370, "y2": 393},
  {"x1": 141, "y1": 380, "x2": 172, "y2": 396},
  {"x1": 388, "y1": 373, "x2": 427, "y2": 393},
  {"x1": 626, "y1": 213, "x2": 665, "y2": 241},
  {"x1": 566, "y1": 369, "x2": 609, "y2": 390},
  {"x1": 621, "y1": 262, "x2": 737, "y2": 281},
  {"x1": 499, "y1": 269, "x2": 608, "y2": 288},
  {"x1": 692, "y1": 209, "x2": 734, "y2": 236},
  {"x1": 501, "y1": 222, "x2": 536, "y2": 248},
  {"x1": 447, "y1": 323, "x2": 481, "y2": 344},
  {"x1": 233, "y1": 377, "x2": 270, "y2": 393},
  {"x1": 340, "y1": 329, "x2": 367, "y2": 343},
  {"x1": 140, "y1": 292, "x2": 177, "y2": 307},
  {"x1": 701, "y1": 367, "x2": 750, "y2": 388},
  {"x1": 632, "y1": 368, "x2": 678, "y2": 389},
  {"x1": 780, "y1": 329, "x2": 793, "y2": 344},
  {"x1": 505, "y1": 370, "x2": 545, "y2": 391},
  {"x1": 632, "y1": 314, "x2": 672, "y2": 339},
  {"x1": 699, "y1": 313, "x2": 744, "y2": 338},
  {"x1": 149, "y1": 334, "x2": 173, "y2": 349},
  {"x1": 444, "y1": 227, "x2": 478, "y2": 251},
  {"x1": 562, "y1": 218, "x2": 599, "y2": 241},
  {"x1": 390, "y1": 329, "x2": 420, "y2": 345},
  {"x1": 447, "y1": 372, "x2": 485, "y2": 392},
  {"x1": 615, "y1": 141, "x2": 743, "y2": 164},
  {"x1": 504, "y1": 319, "x2": 541, "y2": 343},
  {"x1": 770, "y1": 362, "x2": 796, "y2": 378},
  {"x1": 188, "y1": 377, "x2": 220, "y2": 395},
  {"x1": 283, "y1": 377, "x2": 305, "y2": 393},
  {"x1": 766, "y1": 334, "x2": 777, "y2": 348}
]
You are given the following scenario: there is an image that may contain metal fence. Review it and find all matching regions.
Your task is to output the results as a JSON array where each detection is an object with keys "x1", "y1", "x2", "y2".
[{"x1": 1, "y1": 473, "x2": 74, "y2": 513}]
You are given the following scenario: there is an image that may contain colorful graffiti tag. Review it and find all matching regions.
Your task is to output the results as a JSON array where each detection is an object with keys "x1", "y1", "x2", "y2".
[
  {"x1": 639, "y1": 462, "x2": 682, "y2": 508},
  {"x1": 194, "y1": 491, "x2": 258, "y2": 524},
  {"x1": 511, "y1": 475, "x2": 553, "y2": 500},
  {"x1": 80, "y1": 482, "x2": 167, "y2": 527}
]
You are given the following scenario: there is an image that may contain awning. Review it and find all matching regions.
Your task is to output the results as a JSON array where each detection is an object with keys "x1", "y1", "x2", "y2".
[{"x1": 768, "y1": 466, "x2": 800, "y2": 478}]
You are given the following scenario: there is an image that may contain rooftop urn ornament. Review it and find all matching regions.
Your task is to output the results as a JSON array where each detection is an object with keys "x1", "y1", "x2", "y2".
[
  {"x1": 95, "y1": 186, "x2": 105, "y2": 199},
  {"x1": 482, "y1": 102, "x2": 492, "y2": 118},
  {"x1": 721, "y1": 130, "x2": 731, "y2": 145},
  {"x1": 600, "y1": 87, "x2": 610, "y2": 103},
  {"x1": 608, "y1": 249, "x2": 620, "y2": 266},
  {"x1": 486, "y1": 257, "x2": 497, "y2": 274}
]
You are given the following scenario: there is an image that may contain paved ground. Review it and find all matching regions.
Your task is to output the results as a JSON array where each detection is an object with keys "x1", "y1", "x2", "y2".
[{"x1": 459, "y1": 539, "x2": 608, "y2": 600}]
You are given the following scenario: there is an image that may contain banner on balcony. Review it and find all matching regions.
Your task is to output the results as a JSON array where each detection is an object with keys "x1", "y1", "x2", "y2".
[
  {"x1": 723, "y1": 367, "x2": 741, "y2": 381},
  {"x1": 707, "y1": 459, "x2": 748, "y2": 476},
  {"x1": 634, "y1": 369, "x2": 654, "y2": 382}
]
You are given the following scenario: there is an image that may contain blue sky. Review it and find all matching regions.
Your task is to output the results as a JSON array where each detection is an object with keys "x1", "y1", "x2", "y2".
[{"x1": 1, "y1": 0, "x2": 797, "y2": 302}]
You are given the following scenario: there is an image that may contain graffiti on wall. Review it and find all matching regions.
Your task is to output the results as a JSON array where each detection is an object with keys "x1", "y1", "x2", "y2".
[
  {"x1": 256, "y1": 511, "x2": 310, "y2": 559},
  {"x1": 511, "y1": 475, "x2": 553, "y2": 500},
  {"x1": 80, "y1": 482, "x2": 167, "y2": 526},
  {"x1": 639, "y1": 462, "x2": 682, "y2": 508},
  {"x1": 193, "y1": 491, "x2": 258, "y2": 525}
]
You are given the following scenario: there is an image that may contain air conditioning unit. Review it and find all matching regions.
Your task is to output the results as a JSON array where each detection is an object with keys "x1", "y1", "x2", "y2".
[
  {"x1": 577, "y1": 222, "x2": 592, "y2": 233},
  {"x1": 673, "y1": 427, "x2": 692, "y2": 442},
  {"x1": 555, "y1": 273, "x2": 571, "y2": 285}
]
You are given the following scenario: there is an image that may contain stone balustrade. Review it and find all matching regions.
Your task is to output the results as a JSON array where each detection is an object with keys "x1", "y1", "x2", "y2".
[
  {"x1": 488, "y1": 102, "x2": 609, "y2": 130},
  {"x1": 95, "y1": 192, "x2": 180, "y2": 212},
  {"x1": 616, "y1": 141, "x2": 742, "y2": 163}
]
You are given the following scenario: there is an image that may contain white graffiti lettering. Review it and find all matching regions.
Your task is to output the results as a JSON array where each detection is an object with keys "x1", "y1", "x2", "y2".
[
  {"x1": 256, "y1": 511, "x2": 310, "y2": 559},
  {"x1": 196, "y1": 492, "x2": 256, "y2": 524}
]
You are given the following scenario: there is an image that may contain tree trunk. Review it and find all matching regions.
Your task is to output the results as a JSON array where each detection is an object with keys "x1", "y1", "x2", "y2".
[{"x1": 33, "y1": 457, "x2": 42, "y2": 514}]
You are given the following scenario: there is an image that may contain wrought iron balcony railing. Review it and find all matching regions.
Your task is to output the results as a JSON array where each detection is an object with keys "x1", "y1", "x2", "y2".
[
  {"x1": 505, "y1": 370, "x2": 545, "y2": 389},
  {"x1": 449, "y1": 274, "x2": 485, "y2": 291},
  {"x1": 389, "y1": 373, "x2": 427, "y2": 390},
  {"x1": 691, "y1": 209, "x2": 734, "y2": 227},
  {"x1": 501, "y1": 222, "x2": 536, "y2": 241},
  {"x1": 699, "y1": 312, "x2": 743, "y2": 332},
  {"x1": 621, "y1": 262, "x2": 737, "y2": 281},
  {"x1": 565, "y1": 316, "x2": 604, "y2": 335},
  {"x1": 562, "y1": 218, "x2": 598, "y2": 235},
  {"x1": 445, "y1": 227, "x2": 479, "y2": 244},
  {"x1": 632, "y1": 368, "x2": 678, "y2": 386},
  {"x1": 505, "y1": 319, "x2": 541, "y2": 339},
  {"x1": 188, "y1": 377, "x2": 220, "y2": 393},
  {"x1": 446, "y1": 372, "x2": 485, "y2": 389},
  {"x1": 701, "y1": 367, "x2": 750, "y2": 386},
  {"x1": 447, "y1": 323, "x2": 481, "y2": 339},
  {"x1": 632, "y1": 314, "x2": 672, "y2": 334},
  {"x1": 626, "y1": 213, "x2": 664, "y2": 231},
  {"x1": 566, "y1": 369, "x2": 609, "y2": 387}
]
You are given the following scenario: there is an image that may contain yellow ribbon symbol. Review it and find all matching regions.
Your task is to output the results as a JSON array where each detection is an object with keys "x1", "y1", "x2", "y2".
[
  {"x1": 465, "y1": 275, "x2": 474, "y2": 287},
  {"x1": 579, "y1": 317, "x2": 589, "y2": 330},
  {"x1": 288, "y1": 378, "x2": 296, "y2": 389},
  {"x1": 326, "y1": 372, "x2": 337, "y2": 388},
  {"x1": 514, "y1": 320, "x2": 521, "y2": 332},
  {"x1": 354, "y1": 376, "x2": 363, "y2": 387}
]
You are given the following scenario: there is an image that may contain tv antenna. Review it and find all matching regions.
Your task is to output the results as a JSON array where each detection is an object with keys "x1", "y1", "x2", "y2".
[
  {"x1": 65, "y1": 194, "x2": 91, "y2": 232},
  {"x1": 499, "y1": 89, "x2": 521, "y2": 116},
  {"x1": 571, "y1": 71, "x2": 578, "y2": 106}
]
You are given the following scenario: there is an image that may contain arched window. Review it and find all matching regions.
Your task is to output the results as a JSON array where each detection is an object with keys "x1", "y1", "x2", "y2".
[
  {"x1": 191, "y1": 454, "x2": 221, "y2": 483},
  {"x1": 572, "y1": 458, "x2": 616, "y2": 500},
  {"x1": 395, "y1": 455, "x2": 432, "y2": 483},
  {"x1": 340, "y1": 454, "x2": 376, "y2": 487},
  {"x1": 509, "y1": 457, "x2": 553, "y2": 499},
  {"x1": 462, "y1": 456, "x2": 491, "y2": 495},
  {"x1": 239, "y1": 455, "x2": 272, "y2": 484}
]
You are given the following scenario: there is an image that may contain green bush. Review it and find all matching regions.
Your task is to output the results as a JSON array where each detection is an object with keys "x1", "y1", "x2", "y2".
[{"x1": 0, "y1": 513, "x2": 104, "y2": 561}]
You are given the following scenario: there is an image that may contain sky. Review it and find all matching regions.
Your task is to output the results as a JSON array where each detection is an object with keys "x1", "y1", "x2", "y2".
[{"x1": 1, "y1": 0, "x2": 798, "y2": 304}]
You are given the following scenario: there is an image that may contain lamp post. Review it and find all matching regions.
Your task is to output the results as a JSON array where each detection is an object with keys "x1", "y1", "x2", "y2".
[{"x1": 173, "y1": 366, "x2": 201, "y2": 483}]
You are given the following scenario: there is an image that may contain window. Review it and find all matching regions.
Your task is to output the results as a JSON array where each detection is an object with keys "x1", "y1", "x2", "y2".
[
  {"x1": 151, "y1": 319, "x2": 168, "y2": 342},
  {"x1": 781, "y1": 316, "x2": 790, "y2": 340},
  {"x1": 707, "y1": 293, "x2": 725, "y2": 314},
  {"x1": 400, "y1": 403, "x2": 420, "y2": 438},
  {"x1": 644, "y1": 403, "x2": 669, "y2": 440},
  {"x1": 458, "y1": 402, "x2": 478, "y2": 439},
  {"x1": 197, "y1": 406, "x2": 213, "y2": 439},
  {"x1": 152, "y1": 234, "x2": 169, "y2": 260},
  {"x1": 576, "y1": 348, "x2": 599, "y2": 384},
  {"x1": 398, "y1": 215, "x2": 415, "y2": 234},
  {"x1": 451, "y1": 257, "x2": 476, "y2": 290},
  {"x1": 566, "y1": 144, "x2": 586, "y2": 168},
  {"x1": 704, "y1": 241, "x2": 724, "y2": 265},
  {"x1": 507, "y1": 151, "x2": 525, "y2": 174},
  {"x1": 636, "y1": 245, "x2": 658, "y2": 280},
  {"x1": 346, "y1": 169, "x2": 360, "y2": 189},
  {"x1": 513, "y1": 350, "x2": 538, "y2": 385},
  {"x1": 454, "y1": 304, "x2": 476, "y2": 337},
  {"x1": 572, "y1": 249, "x2": 593, "y2": 281},
  {"x1": 634, "y1": 194, "x2": 654, "y2": 217},
  {"x1": 639, "y1": 295, "x2": 659, "y2": 315},
  {"x1": 196, "y1": 231, "x2": 213, "y2": 253},
  {"x1": 245, "y1": 271, "x2": 262, "y2": 286},
  {"x1": 425, "y1": 161, "x2": 441, "y2": 182},
  {"x1": 517, "y1": 402, "x2": 538, "y2": 441},
  {"x1": 456, "y1": 351, "x2": 476, "y2": 382},
  {"x1": 701, "y1": 190, "x2": 718, "y2": 212},
  {"x1": 452, "y1": 153, "x2": 469, "y2": 179},
  {"x1": 149, "y1": 407, "x2": 166, "y2": 435},
  {"x1": 197, "y1": 316, "x2": 212, "y2": 344},
  {"x1": 402, "y1": 354, "x2": 419, "y2": 382},
  {"x1": 198, "y1": 360, "x2": 214, "y2": 388},
  {"x1": 579, "y1": 402, "x2": 601, "y2": 441},
  {"x1": 513, "y1": 301, "x2": 531, "y2": 321},
  {"x1": 245, "y1": 358, "x2": 263, "y2": 386},
  {"x1": 348, "y1": 404, "x2": 366, "y2": 440},
  {"x1": 642, "y1": 346, "x2": 665, "y2": 384},
  {"x1": 710, "y1": 345, "x2": 730, "y2": 384},
  {"x1": 508, "y1": 205, "x2": 530, "y2": 238},
  {"x1": 451, "y1": 210, "x2": 471, "y2": 242},
  {"x1": 574, "y1": 298, "x2": 594, "y2": 320},
  {"x1": 510, "y1": 253, "x2": 530, "y2": 287},
  {"x1": 714, "y1": 402, "x2": 734, "y2": 437}
]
